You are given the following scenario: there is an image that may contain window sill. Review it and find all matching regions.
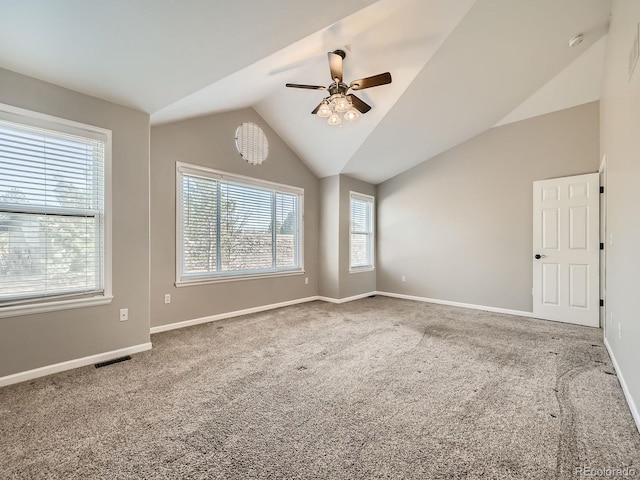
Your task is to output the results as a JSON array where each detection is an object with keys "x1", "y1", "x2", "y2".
[
  {"x1": 0, "y1": 294, "x2": 114, "y2": 319},
  {"x1": 176, "y1": 269, "x2": 305, "y2": 287},
  {"x1": 349, "y1": 266, "x2": 375, "y2": 274}
]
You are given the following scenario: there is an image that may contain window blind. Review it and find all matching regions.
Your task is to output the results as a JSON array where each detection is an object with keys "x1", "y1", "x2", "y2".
[
  {"x1": 178, "y1": 164, "x2": 302, "y2": 283},
  {"x1": 350, "y1": 192, "x2": 374, "y2": 269},
  {"x1": 0, "y1": 119, "x2": 105, "y2": 303}
]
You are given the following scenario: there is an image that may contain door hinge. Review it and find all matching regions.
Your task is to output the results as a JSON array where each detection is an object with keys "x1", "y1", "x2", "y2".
[
  {"x1": 600, "y1": 186, "x2": 604, "y2": 194},
  {"x1": 600, "y1": 242, "x2": 604, "y2": 250},
  {"x1": 600, "y1": 299, "x2": 604, "y2": 307}
]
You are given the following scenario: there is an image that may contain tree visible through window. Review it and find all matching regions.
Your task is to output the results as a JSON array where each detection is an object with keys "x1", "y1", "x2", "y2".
[
  {"x1": 177, "y1": 163, "x2": 303, "y2": 284},
  {"x1": 0, "y1": 111, "x2": 107, "y2": 305}
]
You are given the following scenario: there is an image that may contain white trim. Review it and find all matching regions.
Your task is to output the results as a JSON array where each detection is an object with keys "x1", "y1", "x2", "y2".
[
  {"x1": 317, "y1": 292, "x2": 377, "y2": 304},
  {"x1": 599, "y1": 154, "x2": 607, "y2": 174},
  {"x1": 149, "y1": 290, "x2": 532, "y2": 337},
  {"x1": 176, "y1": 270, "x2": 304, "y2": 287},
  {"x1": 176, "y1": 161, "x2": 303, "y2": 195},
  {"x1": 349, "y1": 190, "x2": 375, "y2": 272},
  {"x1": 349, "y1": 266, "x2": 375, "y2": 274},
  {"x1": 104, "y1": 125, "x2": 113, "y2": 303},
  {"x1": 0, "y1": 102, "x2": 111, "y2": 140},
  {"x1": 0, "y1": 102, "x2": 113, "y2": 313},
  {"x1": 0, "y1": 294, "x2": 113, "y2": 318},
  {"x1": 150, "y1": 296, "x2": 320, "y2": 334},
  {"x1": 604, "y1": 338, "x2": 640, "y2": 433},
  {"x1": 0, "y1": 342, "x2": 152, "y2": 388},
  {"x1": 599, "y1": 155, "x2": 607, "y2": 332},
  {"x1": 175, "y1": 161, "x2": 305, "y2": 286},
  {"x1": 350, "y1": 191, "x2": 375, "y2": 203},
  {"x1": 375, "y1": 291, "x2": 537, "y2": 318}
]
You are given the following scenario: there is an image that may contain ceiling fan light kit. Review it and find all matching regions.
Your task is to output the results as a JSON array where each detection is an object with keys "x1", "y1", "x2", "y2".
[
  {"x1": 344, "y1": 108, "x2": 359, "y2": 121},
  {"x1": 327, "y1": 113, "x2": 342, "y2": 126},
  {"x1": 332, "y1": 94, "x2": 351, "y2": 113},
  {"x1": 286, "y1": 49, "x2": 392, "y2": 126},
  {"x1": 317, "y1": 101, "x2": 332, "y2": 118}
]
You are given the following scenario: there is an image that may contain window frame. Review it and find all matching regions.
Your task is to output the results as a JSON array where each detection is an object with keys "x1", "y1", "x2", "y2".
[
  {"x1": 0, "y1": 103, "x2": 112, "y2": 318},
  {"x1": 175, "y1": 162, "x2": 304, "y2": 287},
  {"x1": 349, "y1": 191, "x2": 375, "y2": 273}
]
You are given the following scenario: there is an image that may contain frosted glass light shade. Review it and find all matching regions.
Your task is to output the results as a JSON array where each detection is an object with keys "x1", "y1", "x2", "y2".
[
  {"x1": 344, "y1": 108, "x2": 359, "y2": 121},
  {"x1": 334, "y1": 95, "x2": 350, "y2": 113},
  {"x1": 327, "y1": 113, "x2": 342, "y2": 125},
  {"x1": 317, "y1": 102, "x2": 332, "y2": 118}
]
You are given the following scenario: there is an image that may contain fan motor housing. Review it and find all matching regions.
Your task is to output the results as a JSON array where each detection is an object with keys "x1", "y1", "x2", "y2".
[
  {"x1": 328, "y1": 82, "x2": 349, "y2": 96},
  {"x1": 332, "y1": 49, "x2": 346, "y2": 59}
]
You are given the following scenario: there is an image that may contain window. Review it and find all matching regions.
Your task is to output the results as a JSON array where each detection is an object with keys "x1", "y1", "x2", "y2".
[
  {"x1": 350, "y1": 191, "x2": 375, "y2": 272},
  {"x1": 176, "y1": 162, "x2": 303, "y2": 285},
  {"x1": 0, "y1": 104, "x2": 111, "y2": 317}
]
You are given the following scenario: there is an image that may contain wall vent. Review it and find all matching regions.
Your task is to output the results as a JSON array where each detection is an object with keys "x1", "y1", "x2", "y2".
[{"x1": 95, "y1": 356, "x2": 131, "y2": 369}]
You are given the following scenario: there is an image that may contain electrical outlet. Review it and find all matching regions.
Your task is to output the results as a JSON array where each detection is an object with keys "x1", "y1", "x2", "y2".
[
  {"x1": 401, "y1": 275, "x2": 406, "y2": 283},
  {"x1": 304, "y1": 277, "x2": 309, "y2": 285},
  {"x1": 119, "y1": 308, "x2": 128, "y2": 321},
  {"x1": 164, "y1": 294, "x2": 171, "y2": 304}
]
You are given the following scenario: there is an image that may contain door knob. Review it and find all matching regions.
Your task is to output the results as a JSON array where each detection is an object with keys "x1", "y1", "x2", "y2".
[{"x1": 534, "y1": 254, "x2": 546, "y2": 259}]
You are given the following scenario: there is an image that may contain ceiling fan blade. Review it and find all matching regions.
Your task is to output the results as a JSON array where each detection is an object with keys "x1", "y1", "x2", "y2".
[
  {"x1": 328, "y1": 51, "x2": 343, "y2": 83},
  {"x1": 349, "y1": 72, "x2": 392, "y2": 91},
  {"x1": 286, "y1": 83, "x2": 328, "y2": 90},
  {"x1": 311, "y1": 102, "x2": 323, "y2": 115},
  {"x1": 347, "y1": 94, "x2": 371, "y2": 114}
]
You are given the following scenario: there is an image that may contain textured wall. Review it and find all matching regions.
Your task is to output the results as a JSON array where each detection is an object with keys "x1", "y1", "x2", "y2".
[{"x1": 377, "y1": 101, "x2": 600, "y2": 312}]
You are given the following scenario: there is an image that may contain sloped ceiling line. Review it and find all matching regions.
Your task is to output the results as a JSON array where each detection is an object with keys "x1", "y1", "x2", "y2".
[{"x1": 0, "y1": 0, "x2": 612, "y2": 184}]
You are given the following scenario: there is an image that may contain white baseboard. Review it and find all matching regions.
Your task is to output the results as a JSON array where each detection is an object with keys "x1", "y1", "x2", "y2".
[
  {"x1": 0, "y1": 342, "x2": 152, "y2": 388},
  {"x1": 604, "y1": 338, "x2": 640, "y2": 433},
  {"x1": 151, "y1": 291, "x2": 533, "y2": 336},
  {"x1": 317, "y1": 292, "x2": 377, "y2": 304},
  {"x1": 150, "y1": 296, "x2": 321, "y2": 334},
  {"x1": 374, "y1": 291, "x2": 536, "y2": 319}
]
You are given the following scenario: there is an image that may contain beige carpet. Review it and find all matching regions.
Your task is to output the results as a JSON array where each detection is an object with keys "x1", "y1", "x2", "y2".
[{"x1": 1, "y1": 297, "x2": 638, "y2": 479}]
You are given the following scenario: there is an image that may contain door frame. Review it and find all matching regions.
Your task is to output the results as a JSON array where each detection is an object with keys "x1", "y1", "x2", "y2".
[{"x1": 599, "y1": 155, "x2": 608, "y2": 333}]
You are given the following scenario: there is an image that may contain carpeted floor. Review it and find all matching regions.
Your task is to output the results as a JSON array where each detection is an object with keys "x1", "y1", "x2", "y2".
[{"x1": 1, "y1": 297, "x2": 638, "y2": 479}]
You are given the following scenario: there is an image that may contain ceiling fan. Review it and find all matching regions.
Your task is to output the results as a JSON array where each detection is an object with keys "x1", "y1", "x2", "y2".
[{"x1": 286, "y1": 49, "x2": 392, "y2": 125}]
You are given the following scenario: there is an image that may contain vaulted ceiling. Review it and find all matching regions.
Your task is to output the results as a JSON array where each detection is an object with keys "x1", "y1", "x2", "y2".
[{"x1": 0, "y1": 0, "x2": 611, "y2": 184}]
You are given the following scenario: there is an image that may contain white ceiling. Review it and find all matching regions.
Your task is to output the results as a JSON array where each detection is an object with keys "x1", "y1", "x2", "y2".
[
  {"x1": 495, "y1": 35, "x2": 607, "y2": 127},
  {"x1": 0, "y1": 0, "x2": 611, "y2": 184}
]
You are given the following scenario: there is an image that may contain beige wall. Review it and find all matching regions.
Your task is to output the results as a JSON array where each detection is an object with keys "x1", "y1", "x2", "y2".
[
  {"x1": 600, "y1": 0, "x2": 640, "y2": 426},
  {"x1": 319, "y1": 176, "x2": 340, "y2": 299},
  {"x1": 318, "y1": 175, "x2": 376, "y2": 299},
  {"x1": 0, "y1": 68, "x2": 150, "y2": 377},
  {"x1": 150, "y1": 108, "x2": 318, "y2": 328},
  {"x1": 377, "y1": 101, "x2": 600, "y2": 312},
  {"x1": 338, "y1": 175, "x2": 376, "y2": 298}
]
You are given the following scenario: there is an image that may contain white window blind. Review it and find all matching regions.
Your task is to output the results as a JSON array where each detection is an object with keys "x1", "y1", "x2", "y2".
[
  {"x1": 177, "y1": 163, "x2": 303, "y2": 284},
  {"x1": 350, "y1": 192, "x2": 374, "y2": 271},
  {"x1": 0, "y1": 116, "x2": 106, "y2": 305}
]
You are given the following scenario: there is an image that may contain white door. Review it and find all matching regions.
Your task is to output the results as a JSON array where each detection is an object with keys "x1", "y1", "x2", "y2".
[{"x1": 533, "y1": 173, "x2": 599, "y2": 327}]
